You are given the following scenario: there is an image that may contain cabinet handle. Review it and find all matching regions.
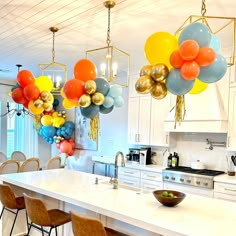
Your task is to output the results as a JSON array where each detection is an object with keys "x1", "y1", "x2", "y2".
[
  {"x1": 224, "y1": 188, "x2": 236, "y2": 192},
  {"x1": 145, "y1": 186, "x2": 156, "y2": 190},
  {"x1": 138, "y1": 134, "x2": 140, "y2": 143},
  {"x1": 227, "y1": 136, "x2": 230, "y2": 146},
  {"x1": 166, "y1": 134, "x2": 168, "y2": 144},
  {"x1": 135, "y1": 134, "x2": 137, "y2": 142},
  {"x1": 146, "y1": 175, "x2": 157, "y2": 178},
  {"x1": 123, "y1": 181, "x2": 135, "y2": 185},
  {"x1": 124, "y1": 171, "x2": 135, "y2": 174}
]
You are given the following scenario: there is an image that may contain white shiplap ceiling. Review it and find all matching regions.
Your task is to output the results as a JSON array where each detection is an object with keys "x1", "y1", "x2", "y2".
[{"x1": 0, "y1": 0, "x2": 235, "y2": 81}]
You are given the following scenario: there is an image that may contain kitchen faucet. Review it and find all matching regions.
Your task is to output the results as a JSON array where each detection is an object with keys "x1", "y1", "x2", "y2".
[{"x1": 113, "y1": 151, "x2": 125, "y2": 189}]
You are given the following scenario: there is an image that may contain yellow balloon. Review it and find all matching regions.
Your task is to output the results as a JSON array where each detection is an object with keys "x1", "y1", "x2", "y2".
[
  {"x1": 60, "y1": 88, "x2": 66, "y2": 98},
  {"x1": 144, "y1": 32, "x2": 178, "y2": 68},
  {"x1": 92, "y1": 92, "x2": 104, "y2": 105},
  {"x1": 35, "y1": 76, "x2": 53, "y2": 92},
  {"x1": 189, "y1": 78, "x2": 208, "y2": 94},
  {"x1": 79, "y1": 94, "x2": 92, "y2": 107},
  {"x1": 41, "y1": 115, "x2": 52, "y2": 126},
  {"x1": 85, "y1": 80, "x2": 97, "y2": 95},
  {"x1": 49, "y1": 92, "x2": 54, "y2": 104},
  {"x1": 62, "y1": 99, "x2": 79, "y2": 109},
  {"x1": 28, "y1": 100, "x2": 44, "y2": 115},
  {"x1": 135, "y1": 75, "x2": 155, "y2": 94}
]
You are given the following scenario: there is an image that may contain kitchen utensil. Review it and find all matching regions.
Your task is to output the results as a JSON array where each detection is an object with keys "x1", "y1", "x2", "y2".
[
  {"x1": 190, "y1": 160, "x2": 205, "y2": 170},
  {"x1": 153, "y1": 190, "x2": 186, "y2": 207},
  {"x1": 231, "y1": 156, "x2": 236, "y2": 166}
]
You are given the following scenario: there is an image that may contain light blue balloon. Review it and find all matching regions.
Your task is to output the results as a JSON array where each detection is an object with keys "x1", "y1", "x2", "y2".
[
  {"x1": 80, "y1": 103, "x2": 99, "y2": 119},
  {"x1": 103, "y1": 96, "x2": 114, "y2": 108},
  {"x1": 179, "y1": 22, "x2": 211, "y2": 47},
  {"x1": 198, "y1": 54, "x2": 227, "y2": 83},
  {"x1": 99, "y1": 105, "x2": 114, "y2": 114},
  {"x1": 108, "y1": 85, "x2": 122, "y2": 98},
  {"x1": 166, "y1": 69, "x2": 194, "y2": 95},
  {"x1": 209, "y1": 34, "x2": 221, "y2": 53},
  {"x1": 114, "y1": 96, "x2": 124, "y2": 107},
  {"x1": 95, "y1": 78, "x2": 110, "y2": 95}
]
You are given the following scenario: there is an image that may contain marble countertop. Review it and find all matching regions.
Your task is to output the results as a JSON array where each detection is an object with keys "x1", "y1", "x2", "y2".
[
  {"x1": 0, "y1": 169, "x2": 236, "y2": 236},
  {"x1": 214, "y1": 173, "x2": 236, "y2": 184}
]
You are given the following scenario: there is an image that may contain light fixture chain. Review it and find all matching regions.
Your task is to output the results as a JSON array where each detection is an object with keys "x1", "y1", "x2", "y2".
[
  {"x1": 52, "y1": 31, "x2": 55, "y2": 62},
  {"x1": 106, "y1": 6, "x2": 111, "y2": 46},
  {"x1": 201, "y1": 0, "x2": 207, "y2": 16}
]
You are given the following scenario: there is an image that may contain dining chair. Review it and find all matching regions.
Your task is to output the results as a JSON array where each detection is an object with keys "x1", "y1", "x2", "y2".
[
  {"x1": 45, "y1": 156, "x2": 62, "y2": 170},
  {"x1": 11, "y1": 151, "x2": 27, "y2": 162},
  {"x1": 23, "y1": 193, "x2": 71, "y2": 236},
  {"x1": 70, "y1": 210, "x2": 129, "y2": 236},
  {"x1": 0, "y1": 160, "x2": 20, "y2": 174},
  {"x1": 19, "y1": 157, "x2": 40, "y2": 172},
  {"x1": 0, "y1": 151, "x2": 7, "y2": 162},
  {"x1": 0, "y1": 183, "x2": 28, "y2": 236}
]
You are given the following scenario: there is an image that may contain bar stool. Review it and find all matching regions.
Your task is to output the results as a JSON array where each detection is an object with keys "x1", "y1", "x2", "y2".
[
  {"x1": 0, "y1": 183, "x2": 28, "y2": 236},
  {"x1": 70, "y1": 210, "x2": 129, "y2": 236},
  {"x1": 23, "y1": 193, "x2": 71, "y2": 236}
]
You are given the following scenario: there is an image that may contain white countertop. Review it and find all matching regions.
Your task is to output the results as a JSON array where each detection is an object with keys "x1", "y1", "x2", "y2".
[
  {"x1": 214, "y1": 173, "x2": 236, "y2": 184},
  {"x1": 0, "y1": 169, "x2": 236, "y2": 236}
]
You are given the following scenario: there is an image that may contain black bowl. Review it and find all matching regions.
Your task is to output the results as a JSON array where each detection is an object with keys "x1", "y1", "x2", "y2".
[{"x1": 153, "y1": 190, "x2": 186, "y2": 207}]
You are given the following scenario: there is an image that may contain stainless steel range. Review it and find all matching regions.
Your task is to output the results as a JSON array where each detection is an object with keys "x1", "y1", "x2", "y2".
[{"x1": 163, "y1": 166, "x2": 225, "y2": 189}]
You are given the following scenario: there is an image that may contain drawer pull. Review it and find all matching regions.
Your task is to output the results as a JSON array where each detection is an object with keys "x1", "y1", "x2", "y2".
[
  {"x1": 145, "y1": 186, "x2": 156, "y2": 190},
  {"x1": 123, "y1": 171, "x2": 135, "y2": 174},
  {"x1": 146, "y1": 175, "x2": 157, "y2": 178},
  {"x1": 123, "y1": 181, "x2": 135, "y2": 185},
  {"x1": 224, "y1": 188, "x2": 236, "y2": 192}
]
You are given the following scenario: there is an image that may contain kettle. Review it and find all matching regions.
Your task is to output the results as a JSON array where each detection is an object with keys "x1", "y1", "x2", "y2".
[{"x1": 191, "y1": 160, "x2": 205, "y2": 170}]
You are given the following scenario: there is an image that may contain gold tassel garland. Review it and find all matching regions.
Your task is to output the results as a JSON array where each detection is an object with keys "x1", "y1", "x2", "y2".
[
  {"x1": 89, "y1": 115, "x2": 99, "y2": 143},
  {"x1": 174, "y1": 95, "x2": 185, "y2": 128}
]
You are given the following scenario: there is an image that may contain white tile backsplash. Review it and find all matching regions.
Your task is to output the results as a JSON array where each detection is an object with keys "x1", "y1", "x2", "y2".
[{"x1": 152, "y1": 132, "x2": 236, "y2": 172}]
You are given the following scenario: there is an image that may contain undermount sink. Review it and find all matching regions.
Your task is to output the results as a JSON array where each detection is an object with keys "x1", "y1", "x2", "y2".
[{"x1": 100, "y1": 180, "x2": 141, "y2": 192}]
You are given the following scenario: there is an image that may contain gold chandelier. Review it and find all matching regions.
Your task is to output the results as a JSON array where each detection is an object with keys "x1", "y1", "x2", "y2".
[
  {"x1": 38, "y1": 27, "x2": 67, "y2": 93},
  {"x1": 175, "y1": 0, "x2": 235, "y2": 66},
  {"x1": 86, "y1": 1, "x2": 130, "y2": 87}
]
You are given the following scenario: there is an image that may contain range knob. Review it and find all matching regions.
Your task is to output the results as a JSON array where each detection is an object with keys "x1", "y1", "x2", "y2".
[
  {"x1": 165, "y1": 176, "x2": 169, "y2": 179},
  {"x1": 204, "y1": 182, "x2": 208, "y2": 186},
  {"x1": 180, "y1": 178, "x2": 184, "y2": 182},
  {"x1": 196, "y1": 181, "x2": 201, "y2": 185},
  {"x1": 171, "y1": 177, "x2": 176, "y2": 180},
  {"x1": 187, "y1": 179, "x2": 191, "y2": 183}
]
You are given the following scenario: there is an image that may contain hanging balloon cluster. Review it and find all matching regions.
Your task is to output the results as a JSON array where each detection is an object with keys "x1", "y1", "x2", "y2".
[
  {"x1": 62, "y1": 59, "x2": 124, "y2": 142},
  {"x1": 10, "y1": 70, "x2": 76, "y2": 156},
  {"x1": 137, "y1": 22, "x2": 227, "y2": 126}
]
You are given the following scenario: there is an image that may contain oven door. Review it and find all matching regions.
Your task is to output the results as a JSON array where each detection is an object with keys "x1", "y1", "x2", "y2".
[{"x1": 163, "y1": 181, "x2": 214, "y2": 197}]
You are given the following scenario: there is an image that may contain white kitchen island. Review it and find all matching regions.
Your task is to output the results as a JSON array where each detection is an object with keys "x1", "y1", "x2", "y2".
[{"x1": 0, "y1": 169, "x2": 236, "y2": 236}]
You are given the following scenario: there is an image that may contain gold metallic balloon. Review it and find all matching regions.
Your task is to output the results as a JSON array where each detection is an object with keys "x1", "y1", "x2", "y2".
[
  {"x1": 151, "y1": 63, "x2": 169, "y2": 82},
  {"x1": 140, "y1": 65, "x2": 153, "y2": 77},
  {"x1": 85, "y1": 80, "x2": 97, "y2": 95},
  {"x1": 43, "y1": 102, "x2": 53, "y2": 111},
  {"x1": 135, "y1": 75, "x2": 155, "y2": 94},
  {"x1": 92, "y1": 92, "x2": 105, "y2": 105},
  {"x1": 34, "y1": 99, "x2": 43, "y2": 108},
  {"x1": 41, "y1": 91, "x2": 50, "y2": 102},
  {"x1": 151, "y1": 82, "x2": 167, "y2": 100},
  {"x1": 79, "y1": 94, "x2": 91, "y2": 108}
]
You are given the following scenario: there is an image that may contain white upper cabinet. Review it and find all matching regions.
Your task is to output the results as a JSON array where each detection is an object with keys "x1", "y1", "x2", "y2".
[
  {"x1": 150, "y1": 95, "x2": 173, "y2": 147},
  {"x1": 128, "y1": 96, "x2": 151, "y2": 145},
  {"x1": 227, "y1": 87, "x2": 236, "y2": 150}
]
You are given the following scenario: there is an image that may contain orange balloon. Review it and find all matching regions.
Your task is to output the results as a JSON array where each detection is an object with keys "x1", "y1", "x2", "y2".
[
  {"x1": 180, "y1": 61, "x2": 200, "y2": 80},
  {"x1": 179, "y1": 40, "x2": 199, "y2": 61},
  {"x1": 74, "y1": 59, "x2": 97, "y2": 82},
  {"x1": 17, "y1": 70, "x2": 35, "y2": 88},
  {"x1": 195, "y1": 47, "x2": 216, "y2": 66},
  {"x1": 63, "y1": 78, "x2": 85, "y2": 101},
  {"x1": 170, "y1": 50, "x2": 184, "y2": 68}
]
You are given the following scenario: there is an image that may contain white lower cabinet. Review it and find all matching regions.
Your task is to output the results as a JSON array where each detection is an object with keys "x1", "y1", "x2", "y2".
[
  {"x1": 118, "y1": 166, "x2": 163, "y2": 192},
  {"x1": 214, "y1": 182, "x2": 236, "y2": 201}
]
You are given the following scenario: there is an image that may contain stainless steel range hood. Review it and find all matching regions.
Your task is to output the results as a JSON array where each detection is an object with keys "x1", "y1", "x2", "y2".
[{"x1": 164, "y1": 77, "x2": 229, "y2": 133}]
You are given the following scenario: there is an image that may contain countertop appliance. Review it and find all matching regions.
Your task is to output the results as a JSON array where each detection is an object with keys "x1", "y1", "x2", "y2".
[
  {"x1": 163, "y1": 166, "x2": 225, "y2": 189},
  {"x1": 127, "y1": 147, "x2": 152, "y2": 165}
]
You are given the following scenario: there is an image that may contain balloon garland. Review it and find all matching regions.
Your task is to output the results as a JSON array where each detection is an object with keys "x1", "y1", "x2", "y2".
[
  {"x1": 61, "y1": 59, "x2": 125, "y2": 142},
  {"x1": 137, "y1": 22, "x2": 227, "y2": 127},
  {"x1": 10, "y1": 71, "x2": 76, "y2": 156}
]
